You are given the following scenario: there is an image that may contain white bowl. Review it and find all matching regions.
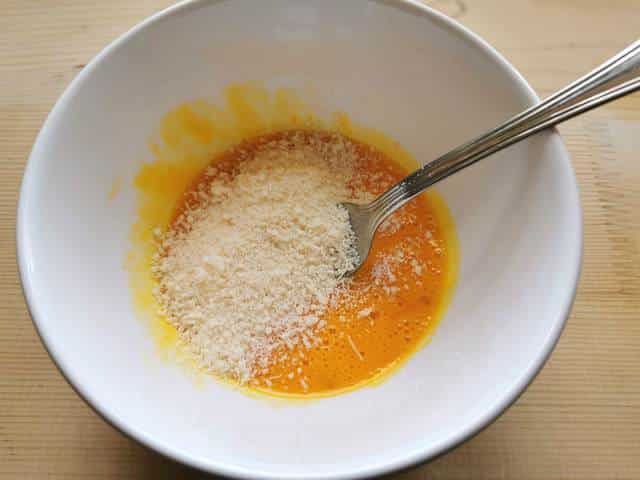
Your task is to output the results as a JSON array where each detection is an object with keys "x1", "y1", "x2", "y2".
[{"x1": 17, "y1": 1, "x2": 581, "y2": 478}]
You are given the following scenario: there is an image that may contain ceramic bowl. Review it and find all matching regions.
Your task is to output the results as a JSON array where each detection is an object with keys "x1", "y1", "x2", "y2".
[{"x1": 17, "y1": 1, "x2": 581, "y2": 478}]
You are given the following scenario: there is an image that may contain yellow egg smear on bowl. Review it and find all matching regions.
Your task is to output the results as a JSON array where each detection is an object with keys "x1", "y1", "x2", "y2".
[{"x1": 129, "y1": 83, "x2": 458, "y2": 399}]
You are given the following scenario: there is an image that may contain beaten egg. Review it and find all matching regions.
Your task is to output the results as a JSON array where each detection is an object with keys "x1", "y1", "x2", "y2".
[{"x1": 129, "y1": 84, "x2": 457, "y2": 398}]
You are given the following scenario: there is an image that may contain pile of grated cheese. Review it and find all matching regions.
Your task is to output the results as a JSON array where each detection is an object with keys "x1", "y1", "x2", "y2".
[{"x1": 152, "y1": 132, "x2": 371, "y2": 383}]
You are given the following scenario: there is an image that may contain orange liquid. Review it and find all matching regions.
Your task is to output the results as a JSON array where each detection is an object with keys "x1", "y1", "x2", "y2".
[{"x1": 169, "y1": 130, "x2": 453, "y2": 396}]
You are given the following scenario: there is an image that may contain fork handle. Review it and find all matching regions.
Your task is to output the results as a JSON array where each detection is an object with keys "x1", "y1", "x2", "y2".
[{"x1": 369, "y1": 39, "x2": 640, "y2": 225}]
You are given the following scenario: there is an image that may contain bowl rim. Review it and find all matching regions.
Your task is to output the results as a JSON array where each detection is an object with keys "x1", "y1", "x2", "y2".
[{"x1": 16, "y1": 0, "x2": 583, "y2": 478}]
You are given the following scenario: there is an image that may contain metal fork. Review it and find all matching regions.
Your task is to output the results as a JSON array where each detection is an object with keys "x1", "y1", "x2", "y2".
[{"x1": 342, "y1": 39, "x2": 640, "y2": 275}]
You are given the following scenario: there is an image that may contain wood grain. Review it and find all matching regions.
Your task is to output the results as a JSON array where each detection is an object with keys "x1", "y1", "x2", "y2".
[{"x1": 1, "y1": 1, "x2": 638, "y2": 479}]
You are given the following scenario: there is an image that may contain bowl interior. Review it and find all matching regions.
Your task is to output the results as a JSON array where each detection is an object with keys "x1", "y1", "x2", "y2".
[{"x1": 18, "y1": 1, "x2": 580, "y2": 478}]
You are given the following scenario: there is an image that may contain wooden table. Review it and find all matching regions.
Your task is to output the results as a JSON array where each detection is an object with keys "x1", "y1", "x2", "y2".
[{"x1": 1, "y1": 1, "x2": 638, "y2": 478}]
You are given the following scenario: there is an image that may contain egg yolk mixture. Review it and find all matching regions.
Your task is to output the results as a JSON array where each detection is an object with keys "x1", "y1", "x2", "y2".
[{"x1": 155, "y1": 130, "x2": 455, "y2": 396}]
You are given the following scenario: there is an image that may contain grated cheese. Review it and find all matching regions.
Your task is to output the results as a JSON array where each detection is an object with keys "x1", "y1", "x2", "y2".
[
  {"x1": 346, "y1": 334, "x2": 364, "y2": 361},
  {"x1": 152, "y1": 132, "x2": 368, "y2": 383}
]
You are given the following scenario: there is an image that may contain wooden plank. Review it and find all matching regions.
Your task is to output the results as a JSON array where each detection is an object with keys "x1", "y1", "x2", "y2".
[{"x1": 1, "y1": 1, "x2": 638, "y2": 478}]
